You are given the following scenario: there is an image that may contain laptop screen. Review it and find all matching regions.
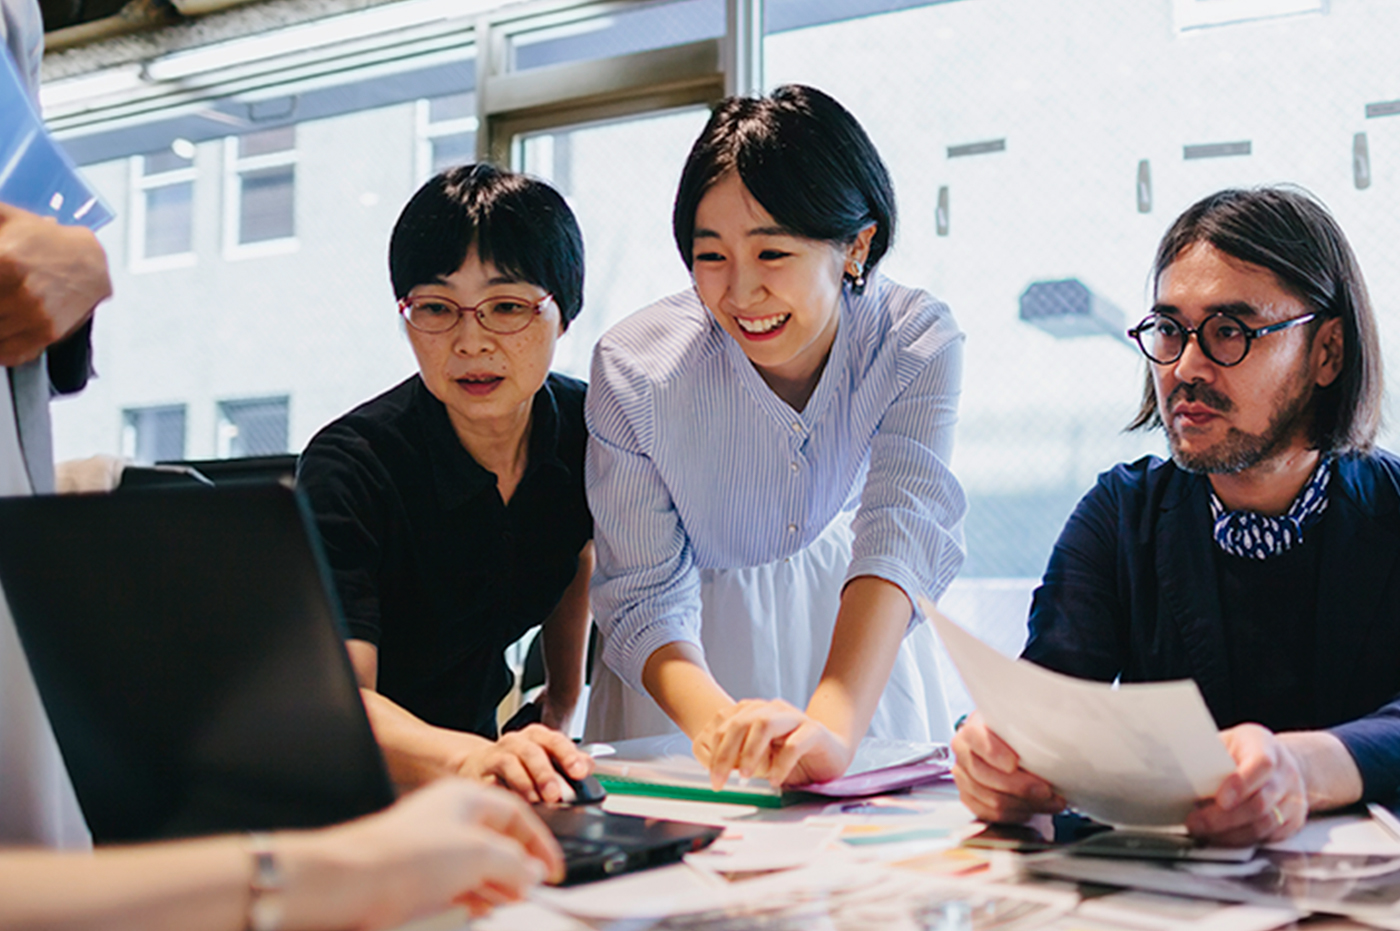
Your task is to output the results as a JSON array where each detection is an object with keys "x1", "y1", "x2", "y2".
[{"x1": 0, "y1": 485, "x2": 395, "y2": 843}]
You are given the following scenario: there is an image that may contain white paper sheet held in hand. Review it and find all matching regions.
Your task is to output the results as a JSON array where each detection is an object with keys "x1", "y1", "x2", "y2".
[{"x1": 925, "y1": 602, "x2": 1235, "y2": 826}]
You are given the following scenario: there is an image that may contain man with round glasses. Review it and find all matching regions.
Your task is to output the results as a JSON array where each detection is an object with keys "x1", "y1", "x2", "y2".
[{"x1": 953, "y1": 186, "x2": 1397, "y2": 845}]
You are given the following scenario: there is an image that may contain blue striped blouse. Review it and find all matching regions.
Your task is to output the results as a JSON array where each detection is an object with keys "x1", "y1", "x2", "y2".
[{"x1": 586, "y1": 275, "x2": 968, "y2": 693}]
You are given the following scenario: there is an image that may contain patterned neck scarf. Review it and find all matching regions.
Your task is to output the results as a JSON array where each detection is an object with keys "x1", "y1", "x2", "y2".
[{"x1": 1209, "y1": 456, "x2": 1332, "y2": 560}]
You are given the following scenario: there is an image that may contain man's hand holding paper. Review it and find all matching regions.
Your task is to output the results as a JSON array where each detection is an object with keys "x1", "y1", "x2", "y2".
[
  {"x1": 929, "y1": 604, "x2": 1239, "y2": 830},
  {"x1": 951, "y1": 711, "x2": 1064, "y2": 824}
]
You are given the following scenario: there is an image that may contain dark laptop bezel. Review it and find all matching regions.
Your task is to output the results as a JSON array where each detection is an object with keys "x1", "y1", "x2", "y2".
[
  {"x1": 0, "y1": 484, "x2": 395, "y2": 842},
  {"x1": 535, "y1": 805, "x2": 722, "y2": 885}
]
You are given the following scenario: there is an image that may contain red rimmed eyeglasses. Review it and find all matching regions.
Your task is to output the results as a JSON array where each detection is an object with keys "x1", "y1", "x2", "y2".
[{"x1": 398, "y1": 293, "x2": 553, "y2": 335}]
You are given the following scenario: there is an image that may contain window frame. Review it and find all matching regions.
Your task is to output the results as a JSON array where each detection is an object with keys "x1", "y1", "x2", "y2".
[
  {"x1": 127, "y1": 151, "x2": 198, "y2": 272},
  {"x1": 221, "y1": 131, "x2": 300, "y2": 260},
  {"x1": 120, "y1": 403, "x2": 188, "y2": 463},
  {"x1": 216, "y1": 395, "x2": 292, "y2": 458}
]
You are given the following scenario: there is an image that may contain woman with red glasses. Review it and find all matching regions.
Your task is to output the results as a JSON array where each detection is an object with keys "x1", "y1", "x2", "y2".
[{"x1": 298, "y1": 165, "x2": 593, "y2": 803}]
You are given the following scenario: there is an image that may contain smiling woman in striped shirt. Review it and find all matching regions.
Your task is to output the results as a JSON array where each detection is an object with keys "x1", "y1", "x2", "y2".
[{"x1": 585, "y1": 85, "x2": 968, "y2": 788}]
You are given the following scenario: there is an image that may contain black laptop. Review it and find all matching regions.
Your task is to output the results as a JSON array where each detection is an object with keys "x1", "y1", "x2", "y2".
[{"x1": 0, "y1": 485, "x2": 718, "y2": 881}]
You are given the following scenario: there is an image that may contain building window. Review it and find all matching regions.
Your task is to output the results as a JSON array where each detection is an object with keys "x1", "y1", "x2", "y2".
[
  {"x1": 416, "y1": 93, "x2": 478, "y2": 180},
  {"x1": 129, "y1": 146, "x2": 196, "y2": 270},
  {"x1": 224, "y1": 126, "x2": 297, "y2": 256},
  {"x1": 121, "y1": 405, "x2": 186, "y2": 463},
  {"x1": 216, "y1": 396, "x2": 289, "y2": 458}
]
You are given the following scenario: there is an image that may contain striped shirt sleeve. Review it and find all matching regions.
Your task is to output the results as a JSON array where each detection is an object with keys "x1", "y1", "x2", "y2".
[
  {"x1": 847, "y1": 304, "x2": 967, "y2": 619},
  {"x1": 585, "y1": 337, "x2": 703, "y2": 694}
]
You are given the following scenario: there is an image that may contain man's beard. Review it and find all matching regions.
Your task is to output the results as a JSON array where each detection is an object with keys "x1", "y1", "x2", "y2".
[{"x1": 1162, "y1": 376, "x2": 1314, "y2": 475}]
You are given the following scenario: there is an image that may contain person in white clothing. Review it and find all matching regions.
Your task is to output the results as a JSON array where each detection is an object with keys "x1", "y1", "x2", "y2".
[
  {"x1": 586, "y1": 85, "x2": 967, "y2": 789},
  {"x1": 1, "y1": 0, "x2": 110, "y2": 850}
]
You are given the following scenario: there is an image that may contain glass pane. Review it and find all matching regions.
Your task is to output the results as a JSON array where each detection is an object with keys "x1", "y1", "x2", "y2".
[
  {"x1": 239, "y1": 167, "x2": 295, "y2": 243},
  {"x1": 508, "y1": 0, "x2": 722, "y2": 72},
  {"x1": 517, "y1": 107, "x2": 712, "y2": 380},
  {"x1": 764, "y1": 0, "x2": 947, "y2": 34},
  {"x1": 238, "y1": 125, "x2": 297, "y2": 158},
  {"x1": 142, "y1": 148, "x2": 194, "y2": 175},
  {"x1": 219, "y1": 397, "x2": 289, "y2": 457},
  {"x1": 431, "y1": 133, "x2": 477, "y2": 173},
  {"x1": 144, "y1": 182, "x2": 194, "y2": 257},
  {"x1": 122, "y1": 405, "x2": 186, "y2": 463},
  {"x1": 428, "y1": 91, "x2": 475, "y2": 123}
]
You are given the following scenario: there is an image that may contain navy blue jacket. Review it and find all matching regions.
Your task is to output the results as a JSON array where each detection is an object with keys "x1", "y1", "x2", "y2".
[{"x1": 1023, "y1": 451, "x2": 1400, "y2": 800}]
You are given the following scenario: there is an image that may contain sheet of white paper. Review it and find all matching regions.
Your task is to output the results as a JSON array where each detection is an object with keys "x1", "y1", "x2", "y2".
[
  {"x1": 1067, "y1": 890, "x2": 1299, "y2": 931},
  {"x1": 531, "y1": 856, "x2": 866, "y2": 920},
  {"x1": 925, "y1": 603, "x2": 1236, "y2": 826},
  {"x1": 601, "y1": 792, "x2": 759, "y2": 824},
  {"x1": 1266, "y1": 812, "x2": 1400, "y2": 856},
  {"x1": 530, "y1": 863, "x2": 726, "y2": 919},
  {"x1": 685, "y1": 822, "x2": 841, "y2": 872}
]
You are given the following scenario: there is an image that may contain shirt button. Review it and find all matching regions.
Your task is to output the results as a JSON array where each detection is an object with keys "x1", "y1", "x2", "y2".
[
  {"x1": 787, "y1": 523, "x2": 798, "y2": 534},
  {"x1": 790, "y1": 422, "x2": 802, "y2": 433},
  {"x1": 790, "y1": 461, "x2": 799, "y2": 473}
]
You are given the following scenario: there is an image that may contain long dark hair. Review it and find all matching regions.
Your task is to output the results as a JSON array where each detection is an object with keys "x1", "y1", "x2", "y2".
[{"x1": 1129, "y1": 186, "x2": 1382, "y2": 453}]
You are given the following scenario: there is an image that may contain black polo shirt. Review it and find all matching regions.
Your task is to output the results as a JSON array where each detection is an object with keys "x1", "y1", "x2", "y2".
[{"x1": 297, "y1": 372, "x2": 591, "y2": 738}]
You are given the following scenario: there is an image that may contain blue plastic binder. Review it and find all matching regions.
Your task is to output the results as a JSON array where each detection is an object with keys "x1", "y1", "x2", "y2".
[{"x1": 0, "y1": 45, "x2": 112, "y2": 230}]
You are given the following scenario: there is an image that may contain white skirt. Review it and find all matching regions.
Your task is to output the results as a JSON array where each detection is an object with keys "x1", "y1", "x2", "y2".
[{"x1": 584, "y1": 512, "x2": 952, "y2": 744}]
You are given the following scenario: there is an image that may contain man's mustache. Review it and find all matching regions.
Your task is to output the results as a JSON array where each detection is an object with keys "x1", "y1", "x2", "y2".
[{"x1": 1166, "y1": 381, "x2": 1233, "y2": 413}]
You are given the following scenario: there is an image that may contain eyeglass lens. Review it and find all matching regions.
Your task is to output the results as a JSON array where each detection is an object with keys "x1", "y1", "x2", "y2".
[
  {"x1": 1138, "y1": 314, "x2": 1249, "y2": 365},
  {"x1": 402, "y1": 297, "x2": 538, "y2": 334}
]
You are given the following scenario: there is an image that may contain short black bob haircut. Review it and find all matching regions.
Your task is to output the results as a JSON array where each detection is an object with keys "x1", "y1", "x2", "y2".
[
  {"x1": 1129, "y1": 186, "x2": 1383, "y2": 454},
  {"x1": 672, "y1": 84, "x2": 896, "y2": 294},
  {"x1": 389, "y1": 163, "x2": 584, "y2": 328}
]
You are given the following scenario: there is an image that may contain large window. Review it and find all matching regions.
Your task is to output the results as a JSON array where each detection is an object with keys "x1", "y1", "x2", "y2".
[{"x1": 41, "y1": 0, "x2": 1400, "y2": 673}]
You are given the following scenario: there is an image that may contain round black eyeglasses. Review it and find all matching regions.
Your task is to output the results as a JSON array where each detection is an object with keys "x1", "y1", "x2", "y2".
[
  {"x1": 1126, "y1": 311, "x2": 1318, "y2": 367},
  {"x1": 398, "y1": 293, "x2": 553, "y2": 335}
]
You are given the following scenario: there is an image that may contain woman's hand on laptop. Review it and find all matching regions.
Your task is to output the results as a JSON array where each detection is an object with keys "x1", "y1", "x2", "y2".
[
  {"x1": 951, "y1": 711, "x2": 1066, "y2": 823},
  {"x1": 458, "y1": 724, "x2": 593, "y2": 804}
]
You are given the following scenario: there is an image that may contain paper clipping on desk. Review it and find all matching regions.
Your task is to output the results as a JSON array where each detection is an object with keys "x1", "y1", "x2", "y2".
[
  {"x1": 1059, "y1": 889, "x2": 1300, "y2": 931},
  {"x1": 684, "y1": 822, "x2": 841, "y2": 873},
  {"x1": 924, "y1": 602, "x2": 1235, "y2": 826},
  {"x1": 532, "y1": 856, "x2": 1078, "y2": 928},
  {"x1": 1023, "y1": 847, "x2": 1400, "y2": 925},
  {"x1": 0, "y1": 46, "x2": 113, "y2": 230},
  {"x1": 1267, "y1": 811, "x2": 1400, "y2": 857}
]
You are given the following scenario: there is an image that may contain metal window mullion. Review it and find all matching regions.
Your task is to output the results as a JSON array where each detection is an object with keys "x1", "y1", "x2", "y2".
[{"x1": 725, "y1": 0, "x2": 762, "y2": 97}]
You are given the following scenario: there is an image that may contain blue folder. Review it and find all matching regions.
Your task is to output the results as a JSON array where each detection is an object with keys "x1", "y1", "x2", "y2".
[{"x1": 0, "y1": 45, "x2": 112, "y2": 230}]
